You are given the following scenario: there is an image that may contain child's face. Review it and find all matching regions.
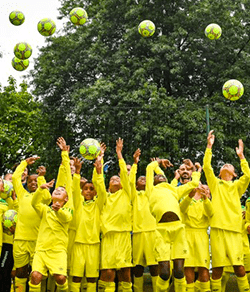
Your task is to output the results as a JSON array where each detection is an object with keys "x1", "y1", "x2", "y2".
[
  {"x1": 51, "y1": 187, "x2": 68, "y2": 209},
  {"x1": 219, "y1": 164, "x2": 236, "y2": 181},
  {"x1": 27, "y1": 174, "x2": 38, "y2": 192},
  {"x1": 136, "y1": 176, "x2": 146, "y2": 191},
  {"x1": 69, "y1": 160, "x2": 76, "y2": 175},
  {"x1": 4, "y1": 173, "x2": 13, "y2": 182},
  {"x1": 82, "y1": 183, "x2": 96, "y2": 201},
  {"x1": 154, "y1": 174, "x2": 166, "y2": 186},
  {"x1": 109, "y1": 175, "x2": 122, "y2": 193}
]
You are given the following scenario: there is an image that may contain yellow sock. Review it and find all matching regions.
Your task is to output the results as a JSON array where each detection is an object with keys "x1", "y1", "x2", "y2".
[
  {"x1": 71, "y1": 282, "x2": 81, "y2": 292},
  {"x1": 105, "y1": 282, "x2": 115, "y2": 292},
  {"x1": 221, "y1": 272, "x2": 229, "y2": 292},
  {"x1": 41, "y1": 278, "x2": 47, "y2": 292},
  {"x1": 121, "y1": 281, "x2": 132, "y2": 292},
  {"x1": 156, "y1": 276, "x2": 170, "y2": 292},
  {"x1": 237, "y1": 275, "x2": 250, "y2": 292},
  {"x1": 186, "y1": 282, "x2": 195, "y2": 291},
  {"x1": 211, "y1": 278, "x2": 221, "y2": 292},
  {"x1": 68, "y1": 275, "x2": 73, "y2": 292},
  {"x1": 15, "y1": 277, "x2": 27, "y2": 292},
  {"x1": 81, "y1": 277, "x2": 88, "y2": 292},
  {"x1": 199, "y1": 281, "x2": 211, "y2": 292},
  {"x1": 133, "y1": 276, "x2": 143, "y2": 292},
  {"x1": 57, "y1": 279, "x2": 68, "y2": 292},
  {"x1": 98, "y1": 280, "x2": 106, "y2": 292},
  {"x1": 48, "y1": 274, "x2": 56, "y2": 292},
  {"x1": 195, "y1": 280, "x2": 200, "y2": 292},
  {"x1": 29, "y1": 281, "x2": 41, "y2": 292},
  {"x1": 118, "y1": 282, "x2": 122, "y2": 292},
  {"x1": 174, "y1": 277, "x2": 186, "y2": 292},
  {"x1": 151, "y1": 276, "x2": 157, "y2": 292},
  {"x1": 87, "y1": 282, "x2": 97, "y2": 292}
]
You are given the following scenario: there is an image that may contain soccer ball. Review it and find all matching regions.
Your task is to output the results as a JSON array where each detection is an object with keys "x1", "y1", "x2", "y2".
[
  {"x1": 138, "y1": 20, "x2": 155, "y2": 37},
  {"x1": 12, "y1": 57, "x2": 29, "y2": 71},
  {"x1": 2, "y1": 210, "x2": 18, "y2": 235},
  {"x1": 222, "y1": 79, "x2": 244, "y2": 101},
  {"x1": 37, "y1": 18, "x2": 56, "y2": 36},
  {"x1": 9, "y1": 10, "x2": 25, "y2": 26},
  {"x1": 69, "y1": 7, "x2": 88, "y2": 25},
  {"x1": 0, "y1": 180, "x2": 13, "y2": 200},
  {"x1": 14, "y1": 42, "x2": 32, "y2": 60},
  {"x1": 79, "y1": 138, "x2": 101, "y2": 160},
  {"x1": 205, "y1": 23, "x2": 222, "y2": 40}
]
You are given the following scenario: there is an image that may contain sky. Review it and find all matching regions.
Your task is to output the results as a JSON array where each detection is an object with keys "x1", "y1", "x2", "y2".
[{"x1": 0, "y1": 0, "x2": 66, "y2": 89}]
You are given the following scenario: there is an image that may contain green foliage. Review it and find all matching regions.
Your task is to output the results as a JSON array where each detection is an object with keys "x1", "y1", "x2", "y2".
[{"x1": 29, "y1": 0, "x2": 250, "y2": 181}]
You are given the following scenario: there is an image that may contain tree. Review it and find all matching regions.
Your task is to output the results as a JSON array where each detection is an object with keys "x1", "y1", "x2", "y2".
[{"x1": 29, "y1": 0, "x2": 250, "y2": 180}]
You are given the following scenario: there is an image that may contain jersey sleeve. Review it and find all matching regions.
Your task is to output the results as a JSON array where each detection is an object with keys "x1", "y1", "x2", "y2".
[
  {"x1": 95, "y1": 173, "x2": 107, "y2": 211},
  {"x1": 55, "y1": 206, "x2": 73, "y2": 223},
  {"x1": 146, "y1": 161, "x2": 158, "y2": 199},
  {"x1": 203, "y1": 148, "x2": 217, "y2": 194},
  {"x1": 72, "y1": 173, "x2": 81, "y2": 211},
  {"x1": 12, "y1": 160, "x2": 28, "y2": 200},
  {"x1": 170, "y1": 178, "x2": 178, "y2": 187},
  {"x1": 31, "y1": 188, "x2": 47, "y2": 218},
  {"x1": 176, "y1": 171, "x2": 200, "y2": 200},
  {"x1": 119, "y1": 159, "x2": 131, "y2": 199},
  {"x1": 203, "y1": 198, "x2": 214, "y2": 218},
  {"x1": 179, "y1": 195, "x2": 192, "y2": 213},
  {"x1": 235, "y1": 159, "x2": 250, "y2": 197},
  {"x1": 129, "y1": 164, "x2": 137, "y2": 202}
]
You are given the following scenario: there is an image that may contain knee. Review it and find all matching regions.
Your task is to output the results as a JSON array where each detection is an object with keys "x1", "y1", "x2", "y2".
[
  {"x1": 234, "y1": 265, "x2": 246, "y2": 277},
  {"x1": 199, "y1": 268, "x2": 210, "y2": 282},
  {"x1": 16, "y1": 266, "x2": 29, "y2": 278},
  {"x1": 174, "y1": 267, "x2": 184, "y2": 279},
  {"x1": 55, "y1": 274, "x2": 67, "y2": 285},
  {"x1": 101, "y1": 270, "x2": 115, "y2": 282},
  {"x1": 31, "y1": 271, "x2": 43, "y2": 285}
]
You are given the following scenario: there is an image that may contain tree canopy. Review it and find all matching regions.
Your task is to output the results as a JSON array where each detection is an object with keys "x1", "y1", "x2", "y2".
[{"x1": 23, "y1": 0, "x2": 250, "y2": 180}]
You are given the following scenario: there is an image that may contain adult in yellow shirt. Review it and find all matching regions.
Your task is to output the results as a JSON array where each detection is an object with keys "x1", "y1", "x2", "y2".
[
  {"x1": 146, "y1": 158, "x2": 201, "y2": 292},
  {"x1": 29, "y1": 137, "x2": 73, "y2": 292},
  {"x1": 12, "y1": 159, "x2": 51, "y2": 292},
  {"x1": 95, "y1": 138, "x2": 133, "y2": 292},
  {"x1": 203, "y1": 130, "x2": 250, "y2": 292}
]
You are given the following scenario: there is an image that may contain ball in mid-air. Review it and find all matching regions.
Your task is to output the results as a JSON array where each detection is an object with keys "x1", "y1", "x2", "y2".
[
  {"x1": 222, "y1": 79, "x2": 244, "y2": 101},
  {"x1": 79, "y1": 138, "x2": 101, "y2": 160},
  {"x1": 69, "y1": 7, "x2": 88, "y2": 25},
  {"x1": 2, "y1": 210, "x2": 18, "y2": 235},
  {"x1": 12, "y1": 57, "x2": 29, "y2": 71},
  {"x1": 9, "y1": 10, "x2": 25, "y2": 26},
  {"x1": 205, "y1": 23, "x2": 222, "y2": 40},
  {"x1": 37, "y1": 18, "x2": 56, "y2": 36},
  {"x1": 14, "y1": 42, "x2": 32, "y2": 60},
  {"x1": 0, "y1": 180, "x2": 13, "y2": 200},
  {"x1": 138, "y1": 20, "x2": 155, "y2": 37}
]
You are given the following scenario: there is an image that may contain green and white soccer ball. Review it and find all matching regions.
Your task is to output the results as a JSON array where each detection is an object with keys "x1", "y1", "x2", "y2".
[
  {"x1": 138, "y1": 20, "x2": 155, "y2": 37},
  {"x1": 9, "y1": 10, "x2": 25, "y2": 26},
  {"x1": 2, "y1": 209, "x2": 18, "y2": 235},
  {"x1": 37, "y1": 18, "x2": 56, "y2": 36},
  {"x1": 0, "y1": 180, "x2": 13, "y2": 200},
  {"x1": 14, "y1": 42, "x2": 32, "y2": 60},
  {"x1": 222, "y1": 79, "x2": 244, "y2": 101},
  {"x1": 79, "y1": 138, "x2": 101, "y2": 160},
  {"x1": 12, "y1": 57, "x2": 29, "y2": 71},
  {"x1": 69, "y1": 7, "x2": 88, "y2": 25},
  {"x1": 205, "y1": 23, "x2": 222, "y2": 40}
]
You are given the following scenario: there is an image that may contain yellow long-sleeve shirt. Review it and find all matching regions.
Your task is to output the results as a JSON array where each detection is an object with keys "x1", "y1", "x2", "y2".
[
  {"x1": 73, "y1": 173, "x2": 105, "y2": 244},
  {"x1": 130, "y1": 164, "x2": 156, "y2": 233},
  {"x1": 12, "y1": 160, "x2": 51, "y2": 241},
  {"x1": 146, "y1": 161, "x2": 201, "y2": 223},
  {"x1": 98, "y1": 159, "x2": 132, "y2": 235},
  {"x1": 180, "y1": 195, "x2": 214, "y2": 229},
  {"x1": 203, "y1": 148, "x2": 250, "y2": 233},
  {"x1": 31, "y1": 188, "x2": 72, "y2": 251}
]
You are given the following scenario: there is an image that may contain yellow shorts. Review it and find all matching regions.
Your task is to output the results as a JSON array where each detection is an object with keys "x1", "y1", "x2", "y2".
[
  {"x1": 67, "y1": 229, "x2": 76, "y2": 269},
  {"x1": 32, "y1": 250, "x2": 67, "y2": 277},
  {"x1": 70, "y1": 242, "x2": 100, "y2": 278},
  {"x1": 101, "y1": 231, "x2": 132, "y2": 270},
  {"x1": 210, "y1": 228, "x2": 243, "y2": 268},
  {"x1": 132, "y1": 231, "x2": 157, "y2": 267},
  {"x1": 184, "y1": 228, "x2": 210, "y2": 269},
  {"x1": 13, "y1": 240, "x2": 36, "y2": 268},
  {"x1": 155, "y1": 221, "x2": 188, "y2": 262}
]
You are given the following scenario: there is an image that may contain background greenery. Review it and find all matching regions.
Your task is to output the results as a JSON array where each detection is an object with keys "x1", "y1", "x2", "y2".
[{"x1": 1, "y1": 0, "x2": 250, "y2": 183}]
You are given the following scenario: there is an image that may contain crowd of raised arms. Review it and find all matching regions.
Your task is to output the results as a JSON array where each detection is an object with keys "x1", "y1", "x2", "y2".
[{"x1": 0, "y1": 130, "x2": 250, "y2": 292}]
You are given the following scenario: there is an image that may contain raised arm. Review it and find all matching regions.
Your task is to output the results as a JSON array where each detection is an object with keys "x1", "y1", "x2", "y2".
[
  {"x1": 116, "y1": 138, "x2": 131, "y2": 198},
  {"x1": 36, "y1": 166, "x2": 51, "y2": 205},
  {"x1": 129, "y1": 149, "x2": 141, "y2": 202},
  {"x1": 92, "y1": 143, "x2": 105, "y2": 189},
  {"x1": 93, "y1": 158, "x2": 106, "y2": 211}
]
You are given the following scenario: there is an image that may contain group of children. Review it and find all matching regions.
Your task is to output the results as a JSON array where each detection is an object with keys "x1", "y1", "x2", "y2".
[{"x1": 0, "y1": 131, "x2": 250, "y2": 292}]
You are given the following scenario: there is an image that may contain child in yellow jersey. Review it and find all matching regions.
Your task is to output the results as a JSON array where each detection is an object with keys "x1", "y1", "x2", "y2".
[
  {"x1": 146, "y1": 158, "x2": 201, "y2": 292},
  {"x1": 70, "y1": 155, "x2": 105, "y2": 292},
  {"x1": 95, "y1": 138, "x2": 133, "y2": 292},
  {"x1": 179, "y1": 182, "x2": 213, "y2": 292},
  {"x1": 29, "y1": 137, "x2": 73, "y2": 292},
  {"x1": 12, "y1": 159, "x2": 51, "y2": 292},
  {"x1": 129, "y1": 150, "x2": 161, "y2": 292},
  {"x1": 203, "y1": 130, "x2": 250, "y2": 292}
]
